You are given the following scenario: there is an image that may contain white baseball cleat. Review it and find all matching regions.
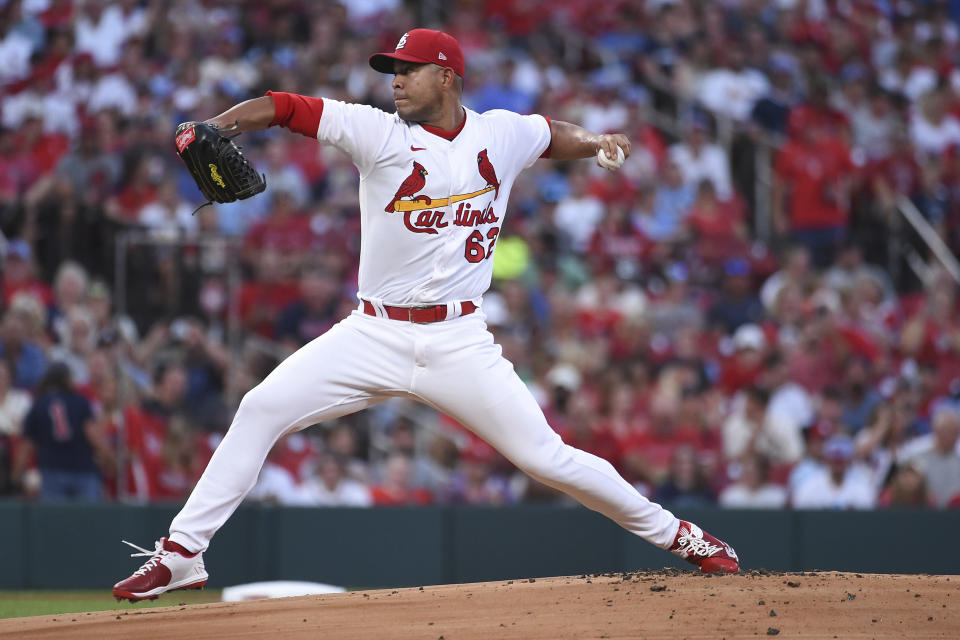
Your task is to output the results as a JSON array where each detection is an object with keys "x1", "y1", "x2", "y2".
[
  {"x1": 112, "y1": 537, "x2": 208, "y2": 602},
  {"x1": 669, "y1": 520, "x2": 740, "y2": 573}
]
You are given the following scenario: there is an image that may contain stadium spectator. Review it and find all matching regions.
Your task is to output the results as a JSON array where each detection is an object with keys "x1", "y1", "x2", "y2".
[
  {"x1": 654, "y1": 444, "x2": 715, "y2": 508},
  {"x1": 668, "y1": 117, "x2": 733, "y2": 201},
  {"x1": 792, "y1": 434, "x2": 876, "y2": 509},
  {"x1": 707, "y1": 258, "x2": 764, "y2": 334},
  {"x1": 909, "y1": 403, "x2": 960, "y2": 508},
  {"x1": 48, "y1": 305, "x2": 96, "y2": 385},
  {"x1": 370, "y1": 452, "x2": 433, "y2": 506},
  {"x1": 22, "y1": 362, "x2": 106, "y2": 500},
  {"x1": 553, "y1": 167, "x2": 605, "y2": 252},
  {"x1": 121, "y1": 361, "x2": 189, "y2": 501},
  {"x1": 275, "y1": 268, "x2": 342, "y2": 351},
  {"x1": 0, "y1": 306, "x2": 48, "y2": 390},
  {"x1": 292, "y1": 453, "x2": 372, "y2": 507},
  {"x1": 773, "y1": 111, "x2": 856, "y2": 266},
  {"x1": 722, "y1": 385, "x2": 802, "y2": 466},
  {"x1": 718, "y1": 454, "x2": 788, "y2": 509}
]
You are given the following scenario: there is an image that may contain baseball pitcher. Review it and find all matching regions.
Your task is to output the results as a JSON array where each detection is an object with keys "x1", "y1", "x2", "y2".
[{"x1": 114, "y1": 28, "x2": 738, "y2": 602}]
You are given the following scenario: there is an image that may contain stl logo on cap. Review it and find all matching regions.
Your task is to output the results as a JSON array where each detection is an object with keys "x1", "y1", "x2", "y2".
[{"x1": 396, "y1": 32, "x2": 409, "y2": 49}]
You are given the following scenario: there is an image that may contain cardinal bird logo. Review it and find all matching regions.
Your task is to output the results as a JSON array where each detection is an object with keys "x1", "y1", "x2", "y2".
[
  {"x1": 386, "y1": 161, "x2": 428, "y2": 212},
  {"x1": 477, "y1": 149, "x2": 500, "y2": 198}
]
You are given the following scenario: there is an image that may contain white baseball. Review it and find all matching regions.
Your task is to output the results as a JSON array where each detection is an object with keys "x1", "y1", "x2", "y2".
[{"x1": 597, "y1": 145, "x2": 625, "y2": 170}]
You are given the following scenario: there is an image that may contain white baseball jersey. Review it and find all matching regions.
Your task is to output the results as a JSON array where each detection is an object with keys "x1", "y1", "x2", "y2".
[{"x1": 315, "y1": 100, "x2": 550, "y2": 305}]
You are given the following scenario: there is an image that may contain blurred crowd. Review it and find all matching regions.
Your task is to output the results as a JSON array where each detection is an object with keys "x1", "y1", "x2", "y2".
[{"x1": 1, "y1": 0, "x2": 960, "y2": 511}]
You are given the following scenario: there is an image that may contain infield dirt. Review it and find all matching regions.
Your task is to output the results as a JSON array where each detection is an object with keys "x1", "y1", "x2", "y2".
[{"x1": 1, "y1": 571, "x2": 956, "y2": 639}]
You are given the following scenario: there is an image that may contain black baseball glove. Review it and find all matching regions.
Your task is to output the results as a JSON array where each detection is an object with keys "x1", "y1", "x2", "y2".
[{"x1": 175, "y1": 121, "x2": 266, "y2": 204}]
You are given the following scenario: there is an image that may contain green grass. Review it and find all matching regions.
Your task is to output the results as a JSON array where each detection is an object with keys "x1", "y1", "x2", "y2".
[{"x1": 0, "y1": 590, "x2": 222, "y2": 620}]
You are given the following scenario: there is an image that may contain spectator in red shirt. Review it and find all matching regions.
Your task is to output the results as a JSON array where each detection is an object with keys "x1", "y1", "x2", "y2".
[
  {"x1": 104, "y1": 156, "x2": 159, "y2": 224},
  {"x1": 718, "y1": 324, "x2": 767, "y2": 394},
  {"x1": 370, "y1": 452, "x2": 433, "y2": 506},
  {"x1": 774, "y1": 112, "x2": 856, "y2": 266},
  {"x1": 243, "y1": 189, "x2": 314, "y2": 275},
  {"x1": 686, "y1": 179, "x2": 749, "y2": 266},
  {"x1": 2, "y1": 240, "x2": 54, "y2": 308},
  {"x1": 120, "y1": 362, "x2": 189, "y2": 502},
  {"x1": 236, "y1": 250, "x2": 300, "y2": 339}
]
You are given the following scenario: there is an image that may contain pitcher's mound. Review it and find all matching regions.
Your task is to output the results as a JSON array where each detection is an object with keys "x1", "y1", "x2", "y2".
[{"x1": 4, "y1": 571, "x2": 957, "y2": 639}]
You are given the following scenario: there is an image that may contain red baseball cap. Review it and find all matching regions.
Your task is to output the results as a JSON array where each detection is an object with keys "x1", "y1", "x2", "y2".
[{"x1": 369, "y1": 28, "x2": 465, "y2": 78}]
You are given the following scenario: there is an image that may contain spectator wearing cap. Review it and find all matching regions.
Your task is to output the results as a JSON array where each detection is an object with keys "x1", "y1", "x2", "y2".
[
  {"x1": 667, "y1": 116, "x2": 733, "y2": 201},
  {"x1": 792, "y1": 434, "x2": 876, "y2": 509},
  {"x1": 707, "y1": 258, "x2": 764, "y2": 334},
  {"x1": 750, "y1": 53, "x2": 799, "y2": 137},
  {"x1": 2, "y1": 239, "x2": 53, "y2": 308},
  {"x1": 718, "y1": 454, "x2": 788, "y2": 509},
  {"x1": 908, "y1": 404, "x2": 960, "y2": 508},
  {"x1": 87, "y1": 280, "x2": 139, "y2": 358},
  {"x1": 717, "y1": 324, "x2": 767, "y2": 394}
]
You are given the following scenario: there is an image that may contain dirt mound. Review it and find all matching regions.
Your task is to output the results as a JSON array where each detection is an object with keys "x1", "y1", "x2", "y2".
[{"x1": 2, "y1": 571, "x2": 956, "y2": 639}]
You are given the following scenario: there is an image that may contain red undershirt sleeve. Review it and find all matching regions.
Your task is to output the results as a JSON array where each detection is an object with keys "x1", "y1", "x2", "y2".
[
  {"x1": 539, "y1": 116, "x2": 552, "y2": 159},
  {"x1": 265, "y1": 90, "x2": 324, "y2": 138}
]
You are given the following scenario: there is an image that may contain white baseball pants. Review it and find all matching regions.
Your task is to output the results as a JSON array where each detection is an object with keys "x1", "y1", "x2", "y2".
[{"x1": 169, "y1": 309, "x2": 680, "y2": 552}]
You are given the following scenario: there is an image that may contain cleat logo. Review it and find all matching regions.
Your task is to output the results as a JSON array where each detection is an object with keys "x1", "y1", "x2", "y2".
[{"x1": 675, "y1": 525, "x2": 722, "y2": 558}]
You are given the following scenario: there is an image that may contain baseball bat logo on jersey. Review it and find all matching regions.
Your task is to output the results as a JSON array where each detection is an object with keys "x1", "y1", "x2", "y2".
[{"x1": 384, "y1": 152, "x2": 502, "y2": 235}]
